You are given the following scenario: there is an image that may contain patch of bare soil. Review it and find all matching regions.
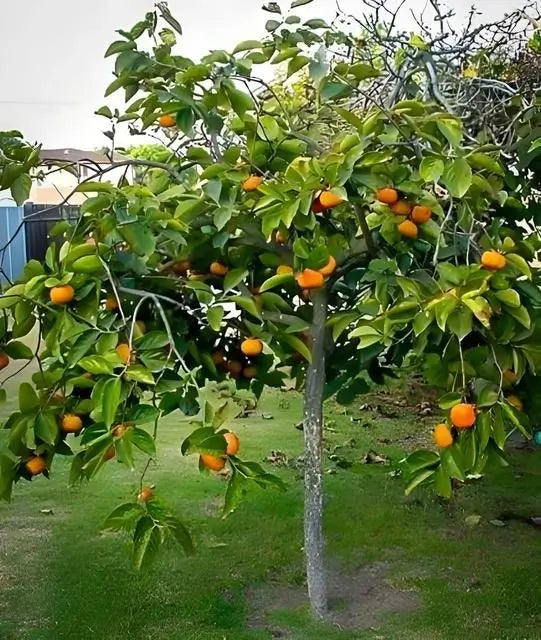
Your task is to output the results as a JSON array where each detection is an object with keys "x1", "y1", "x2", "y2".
[{"x1": 246, "y1": 561, "x2": 420, "y2": 635}]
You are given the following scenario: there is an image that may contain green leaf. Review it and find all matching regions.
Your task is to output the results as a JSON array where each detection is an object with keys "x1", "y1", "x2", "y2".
[
  {"x1": 102, "y1": 378, "x2": 121, "y2": 429},
  {"x1": 287, "y1": 55, "x2": 310, "y2": 77},
  {"x1": 230, "y1": 295, "x2": 261, "y2": 319},
  {"x1": 335, "y1": 107, "x2": 365, "y2": 131},
  {"x1": 329, "y1": 312, "x2": 357, "y2": 342},
  {"x1": 79, "y1": 356, "x2": 114, "y2": 375},
  {"x1": 119, "y1": 222, "x2": 156, "y2": 256},
  {"x1": 10, "y1": 174, "x2": 31, "y2": 205},
  {"x1": 233, "y1": 39, "x2": 262, "y2": 53},
  {"x1": 279, "y1": 333, "x2": 312, "y2": 363},
  {"x1": 223, "y1": 470, "x2": 246, "y2": 516},
  {"x1": 434, "y1": 465, "x2": 452, "y2": 498},
  {"x1": 405, "y1": 468, "x2": 436, "y2": 495},
  {"x1": 419, "y1": 156, "x2": 444, "y2": 182},
  {"x1": 467, "y1": 152, "x2": 504, "y2": 175},
  {"x1": 103, "y1": 502, "x2": 145, "y2": 531},
  {"x1": 125, "y1": 405, "x2": 159, "y2": 425},
  {"x1": 19, "y1": 383, "x2": 39, "y2": 414},
  {"x1": 434, "y1": 296, "x2": 458, "y2": 331},
  {"x1": 494, "y1": 289, "x2": 521, "y2": 308},
  {"x1": 257, "y1": 115, "x2": 280, "y2": 141},
  {"x1": 181, "y1": 427, "x2": 226, "y2": 456},
  {"x1": 132, "y1": 516, "x2": 162, "y2": 570},
  {"x1": 105, "y1": 40, "x2": 136, "y2": 57},
  {"x1": 165, "y1": 516, "x2": 194, "y2": 554},
  {"x1": 137, "y1": 331, "x2": 169, "y2": 350},
  {"x1": 176, "y1": 107, "x2": 195, "y2": 135},
  {"x1": 505, "y1": 253, "x2": 531, "y2": 278},
  {"x1": 320, "y1": 82, "x2": 351, "y2": 102},
  {"x1": 438, "y1": 392, "x2": 462, "y2": 410},
  {"x1": 440, "y1": 448, "x2": 465, "y2": 481},
  {"x1": 437, "y1": 118, "x2": 462, "y2": 147},
  {"x1": 35, "y1": 413, "x2": 58, "y2": 445},
  {"x1": 447, "y1": 306, "x2": 473, "y2": 339},
  {"x1": 348, "y1": 325, "x2": 382, "y2": 349},
  {"x1": 3, "y1": 341, "x2": 33, "y2": 360},
  {"x1": 225, "y1": 86, "x2": 254, "y2": 117},
  {"x1": 348, "y1": 62, "x2": 380, "y2": 80},
  {"x1": 265, "y1": 20, "x2": 281, "y2": 32},
  {"x1": 442, "y1": 157, "x2": 472, "y2": 198},
  {"x1": 292, "y1": 0, "x2": 314, "y2": 7},
  {"x1": 505, "y1": 305, "x2": 531, "y2": 329},
  {"x1": 125, "y1": 365, "x2": 155, "y2": 385},
  {"x1": 404, "y1": 449, "x2": 439, "y2": 474},
  {"x1": 463, "y1": 296, "x2": 492, "y2": 328},
  {"x1": 223, "y1": 268, "x2": 248, "y2": 293},
  {"x1": 75, "y1": 181, "x2": 115, "y2": 193},
  {"x1": 207, "y1": 306, "x2": 224, "y2": 331},
  {"x1": 131, "y1": 427, "x2": 156, "y2": 456},
  {"x1": 0, "y1": 284, "x2": 25, "y2": 309},
  {"x1": 67, "y1": 331, "x2": 99, "y2": 366},
  {"x1": 259, "y1": 273, "x2": 295, "y2": 293}
]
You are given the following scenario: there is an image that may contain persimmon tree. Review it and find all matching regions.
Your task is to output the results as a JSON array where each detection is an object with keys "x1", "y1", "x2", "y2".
[{"x1": 1, "y1": 0, "x2": 540, "y2": 619}]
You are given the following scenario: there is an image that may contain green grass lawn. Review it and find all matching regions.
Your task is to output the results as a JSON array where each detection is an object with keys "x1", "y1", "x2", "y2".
[{"x1": 0, "y1": 372, "x2": 540, "y2": 640}]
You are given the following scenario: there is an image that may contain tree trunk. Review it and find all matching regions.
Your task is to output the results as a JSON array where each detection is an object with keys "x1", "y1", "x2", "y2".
[{"x1": 303, "y1": 287, "x2": 328, "y2": 618}]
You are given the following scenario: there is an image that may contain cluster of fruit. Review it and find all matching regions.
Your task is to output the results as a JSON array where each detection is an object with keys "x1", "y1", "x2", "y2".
[{"x1": 376, "y1": 187, "x2": 432, "y2": 239}]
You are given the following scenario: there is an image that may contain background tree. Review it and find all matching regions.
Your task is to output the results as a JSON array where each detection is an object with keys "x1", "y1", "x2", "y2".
[{"x1": 0, "y1": 0, "x2": 540, "y2": 619}]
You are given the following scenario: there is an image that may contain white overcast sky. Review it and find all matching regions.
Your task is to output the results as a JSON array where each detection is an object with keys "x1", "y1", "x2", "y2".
[{"x1": 0, "y1": 0, "x2": 525, "y2": 150}]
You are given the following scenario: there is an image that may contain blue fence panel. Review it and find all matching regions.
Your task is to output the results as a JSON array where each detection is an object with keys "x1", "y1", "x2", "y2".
[{"x1": 0, "y1": 206, "x2": 26, "y2": 283}]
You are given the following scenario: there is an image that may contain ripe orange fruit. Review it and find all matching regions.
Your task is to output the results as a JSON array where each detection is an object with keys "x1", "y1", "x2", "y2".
[
  {"x1": 319, "y1": 190, "x2": 344, "y2": 209},
  {"x1": 25, "y1": 456, "x2": 46, "y2": 476},
  {"x1": 243, "y1": 366, "x2": 257, "y2": 379},
  {"x1": 398, "y1": 220, "x2": 418, "y2": 239},
  {"x1": 172, "y1": 259, "x2": 191, "y2": 275},
  {"x1": 507, "y1": 395, "x2": 523, "y2": 411},
  {"x1": 112, "y1": 424, "x2": 129, "y2": 438},
  {"x1": 104, "y1": 446, "x2": 115, "y2": 461},
  {"x1": 61, "y1": 414, "x2": 83, "y2": 433},
  {"x1": 242, "y1": 175, "x2": 264, "y2": 192},
  {"x1": 311, "y1": 197, "x2": 326, "y2": 214},
  {"x1": 116, "y1": 343, "x2": 131, "y2": 364},
  {"x1": 318, "y1": 256, "x2": 336, "y2": 278},
  {"x1": 275, "y1": 230, "x2": 287, "y2": 244},
  {"x1": 50, "y1": 285, "x2": 74, "y2": 305},
  {"x1": 158, "y1": 114, "x2": 176, "y2": 127},
  {"x1": 411, "y1": 205, "x2": 432, "y2": 225},
  {"x1": 276, "y1": 265, "x2": 294, "y2": 276},
  {"x1": 227, "y1": 360, "x2": 243, "y2": 376},
  {"x1": 450, "y1": 403, "x2": 476, "y2": 429},
  {"x1": 376, "y1": 187, "x2": 399, "y2": 205},
  {"x1": 296, "y1": 268, "x2": 325, "y2": 290},
  {"x1": 241, "y1": 338, "x2": 263, "y2": 357},
  {"x1": 433, "y1": 423, "x2": 453, "y2": 448},
  {"x1": 224, "y1": 432, "x2": 240, "y2": 456},
  {"x1": 137, "y1": 487, "x2": 153, "y2": 503},
  {"x1": 200, "y1": 454, "x2": 226, "y2": 472},
  {"x1": 105, "y1": 296, "x2": 118, "y2": 311},
  {"x1": 390, "y1": 200, "x2": 412, "y2": 216},
  {"x1": 210, "y1": 261, "x2": 228, "y2": 276},
  {"x1": 481, "y1": 250, "x2": 506, "y2": 271},
  {"x1": 0, "y1": 353, "x2": 9, "y2": 371}
]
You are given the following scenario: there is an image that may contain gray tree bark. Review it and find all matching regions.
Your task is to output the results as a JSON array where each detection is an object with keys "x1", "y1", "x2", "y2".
[{"x1": 302, "y1": 287, "x2": 328, "y2": 618}]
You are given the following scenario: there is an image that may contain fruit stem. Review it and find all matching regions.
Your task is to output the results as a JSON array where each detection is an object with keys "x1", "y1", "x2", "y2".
[{"x1": 302, "y1": 287, "x2": 328, "y2": 618}]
